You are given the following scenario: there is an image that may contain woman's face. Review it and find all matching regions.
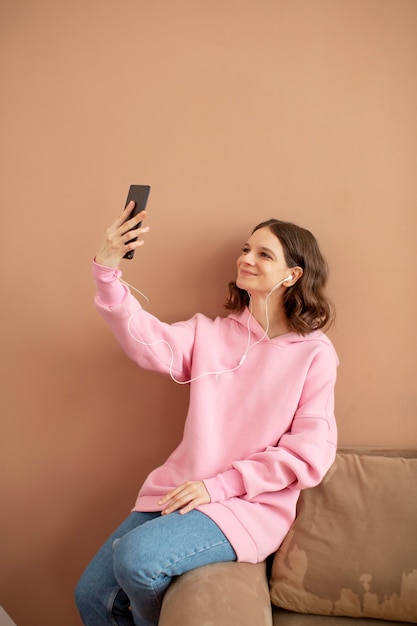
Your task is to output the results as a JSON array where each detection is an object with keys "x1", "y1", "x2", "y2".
[{"x1": 236, "y1": 227, "x2": 292, "y2": 296}]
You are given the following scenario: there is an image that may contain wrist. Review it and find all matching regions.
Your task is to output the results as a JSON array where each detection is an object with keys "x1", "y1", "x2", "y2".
[{"x1": 94, "y1": 254, "x2": 119, "y2": 269}]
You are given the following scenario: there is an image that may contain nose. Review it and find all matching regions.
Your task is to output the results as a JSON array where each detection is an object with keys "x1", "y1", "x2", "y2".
[{"x1": 240, "y1": 250, "x2": 255, "y2": 265}]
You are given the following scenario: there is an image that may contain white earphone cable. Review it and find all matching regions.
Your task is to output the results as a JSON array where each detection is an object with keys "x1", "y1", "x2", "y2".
[
  {"x1": 124, "y1": 276, "x2": 287, "y2": 384},
  {"x1": 120, "y1": 278, "x2": 150, "y2": 308}
]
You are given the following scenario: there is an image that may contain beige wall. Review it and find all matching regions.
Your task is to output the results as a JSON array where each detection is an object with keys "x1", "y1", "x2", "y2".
[{"x1": 1, "y1": 1, "x2": 416, "y2": 624}]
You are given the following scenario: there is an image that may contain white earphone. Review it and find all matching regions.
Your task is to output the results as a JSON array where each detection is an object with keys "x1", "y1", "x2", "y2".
[{"x1": 269, "y1": 274, "x2": 294, "y2": 294}]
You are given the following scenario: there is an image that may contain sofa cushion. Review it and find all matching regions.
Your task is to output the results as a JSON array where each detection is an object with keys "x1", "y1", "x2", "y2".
[
  {"x1": 269, "y1": 452, "x2": 417, "y2": 623},
  {"x1": 159, "y1": 561, "x2": 273, "y2": 626}
]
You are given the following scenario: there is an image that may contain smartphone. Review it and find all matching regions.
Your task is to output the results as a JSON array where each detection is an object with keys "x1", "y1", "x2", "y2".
[{"x1": 123, "y1": 184, "x2": 151, "y2": 259}]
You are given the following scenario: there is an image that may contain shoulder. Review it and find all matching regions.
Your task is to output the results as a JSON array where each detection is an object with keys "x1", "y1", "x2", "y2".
[
  {"x1": 181, "y1": 311, "x2": 247, "y2": 346},
  {"x1": 306, "y1": 330, "x2": 337, "y2": 351},
  {"x1": 285, "y1": 330, "x2": 339, "y2": 367},
  {"x1": 189, "y1": 309, "x2": 246, "y2": 326},
  {"x1": 304, "y1": 332, "x2": 339, "y2": 381},
  {"x1": 186, "y1": 311, "x2": 242, "y2": 334}
]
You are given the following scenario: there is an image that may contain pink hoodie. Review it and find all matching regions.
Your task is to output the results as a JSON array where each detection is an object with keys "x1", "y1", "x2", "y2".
[{"x1": 93, "y1": 261, "x2": 338, "y2": 563}]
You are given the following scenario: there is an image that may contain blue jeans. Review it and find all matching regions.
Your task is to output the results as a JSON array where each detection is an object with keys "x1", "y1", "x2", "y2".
[{"x1": 75, "y1": 510, "x2": 236, "y2": 626}]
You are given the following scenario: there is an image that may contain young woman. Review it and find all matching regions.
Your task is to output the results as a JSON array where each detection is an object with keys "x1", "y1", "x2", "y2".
[{"x1": 75, "y1": 204, "x2": 338, "y2": 626}]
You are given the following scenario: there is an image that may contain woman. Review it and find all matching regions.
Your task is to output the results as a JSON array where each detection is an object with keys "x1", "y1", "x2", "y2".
[{"x1": 75, "y1": 203, "x2": 338, "y2": 626}]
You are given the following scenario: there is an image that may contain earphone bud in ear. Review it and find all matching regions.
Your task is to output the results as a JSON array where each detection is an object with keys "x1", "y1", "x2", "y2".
[{"x1": 269, "y1": 274, "x2": 294, "y2": 295}]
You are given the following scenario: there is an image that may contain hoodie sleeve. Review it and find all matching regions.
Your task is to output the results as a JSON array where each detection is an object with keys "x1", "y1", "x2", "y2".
[
  {"x1": 92, "y1": 260, "x2": 197, "y2": 380},
  {"x1": 203, "y1": 344, "x2": 338, "y2": 502}
]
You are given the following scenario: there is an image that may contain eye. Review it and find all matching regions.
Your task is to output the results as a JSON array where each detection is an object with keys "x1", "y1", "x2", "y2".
[
  {"x1": 259, "y1": 251, "x2": 272, "y2": 259},
  {"x1": 241, "y1": 246, "x2": 250, "y2": 254}
]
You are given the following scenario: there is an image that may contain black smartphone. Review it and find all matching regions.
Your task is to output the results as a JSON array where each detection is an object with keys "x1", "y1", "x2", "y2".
[{"x1": 123, "y1": 184, "x2": 151, "y2": 259}]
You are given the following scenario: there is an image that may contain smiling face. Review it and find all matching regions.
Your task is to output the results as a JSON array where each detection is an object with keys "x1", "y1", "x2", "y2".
[{"x1": 236, "y1": 226, "x2": 294, "y2": 296}]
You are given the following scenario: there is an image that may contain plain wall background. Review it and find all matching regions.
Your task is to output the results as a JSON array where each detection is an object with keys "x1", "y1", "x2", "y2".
[{"x1": 1, "y1": 1, "x2": 416, "y2": 624}]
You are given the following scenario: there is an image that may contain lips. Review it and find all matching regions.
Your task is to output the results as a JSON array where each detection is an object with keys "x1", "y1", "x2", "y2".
[{"x1": 239, "y1": 269, "x2": 257, "y2": 277}]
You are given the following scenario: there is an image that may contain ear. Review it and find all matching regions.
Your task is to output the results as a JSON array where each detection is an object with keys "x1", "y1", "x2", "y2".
[{"x1": 283, "y1": 266, "x2": 303, "y2": 286}]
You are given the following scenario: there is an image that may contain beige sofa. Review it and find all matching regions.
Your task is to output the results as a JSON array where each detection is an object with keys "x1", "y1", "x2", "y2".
[{"x1": 159, "y1": 448, "x2": 417, "y2": 626}]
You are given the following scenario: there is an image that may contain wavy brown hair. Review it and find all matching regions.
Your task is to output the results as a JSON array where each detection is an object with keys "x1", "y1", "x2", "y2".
[{"x1": 225, "y1": 218, "x2": 335, "y2": 335}]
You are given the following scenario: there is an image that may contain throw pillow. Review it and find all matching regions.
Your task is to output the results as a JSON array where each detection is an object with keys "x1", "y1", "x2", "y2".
[{"x1": 269, "y1": 453, "x2": 417, "y2": 623}]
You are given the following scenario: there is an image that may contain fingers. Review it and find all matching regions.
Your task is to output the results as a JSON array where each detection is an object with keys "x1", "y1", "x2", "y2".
[
  {"x1": 116, "y1": 206, "x2": 149, "y2": 251},
  {"x1": 120, "y1": 223, "x2": 150, "y2": 247},
  {"x1": 95, "y1": 206, "x2": 149, "y2": 268},
  {"x1": 158, "y1": 481, "x2": 210, "y2": 515},
  {"x1": 116, "y1": 204, "x2": 147, "y2": 234}
]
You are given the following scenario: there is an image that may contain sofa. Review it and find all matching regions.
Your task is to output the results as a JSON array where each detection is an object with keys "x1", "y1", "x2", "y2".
[{"x1": 158, "y1": 448, "x2": 417, "y2": 626}]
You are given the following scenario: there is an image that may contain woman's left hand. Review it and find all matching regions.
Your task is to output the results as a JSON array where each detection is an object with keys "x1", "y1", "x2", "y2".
[{"x1": 158, "y1": 481, "x2": 211, "y2": 515}]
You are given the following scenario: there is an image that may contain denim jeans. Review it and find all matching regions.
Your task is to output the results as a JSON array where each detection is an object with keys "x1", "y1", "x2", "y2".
[{"x1": 75, "y1": 510, "x2": 236, "y2": 626}]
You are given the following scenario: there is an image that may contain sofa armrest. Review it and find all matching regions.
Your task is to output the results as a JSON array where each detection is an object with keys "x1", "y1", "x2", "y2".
[{"x1": 159, "y1": 561, "x2": 273, "y2": 626}]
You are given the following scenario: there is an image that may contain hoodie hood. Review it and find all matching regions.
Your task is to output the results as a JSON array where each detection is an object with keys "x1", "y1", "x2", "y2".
[{"x1": 228, "y1": 306, "x2": 334, "y2": 349}]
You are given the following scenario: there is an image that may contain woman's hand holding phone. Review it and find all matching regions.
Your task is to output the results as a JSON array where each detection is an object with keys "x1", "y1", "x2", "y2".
[{"x1": 95, "y1": 203, "x2": 150, "y2": 269}]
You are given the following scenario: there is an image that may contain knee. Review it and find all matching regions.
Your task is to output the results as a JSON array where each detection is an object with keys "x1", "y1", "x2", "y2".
[
  {"x1": 112, "y1": 536, "x2": 137, "y2": 590},
  {"x1": 113, "y1": 533, "x2": 157, "y2": 593}
]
